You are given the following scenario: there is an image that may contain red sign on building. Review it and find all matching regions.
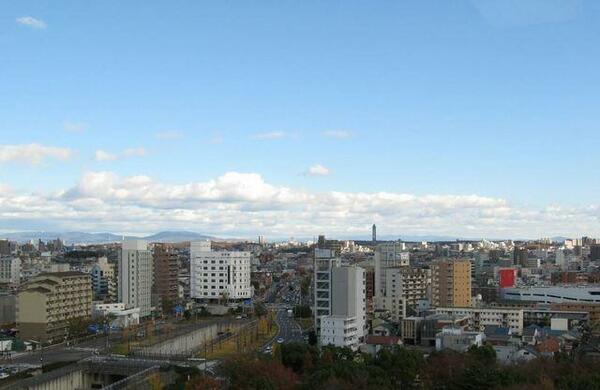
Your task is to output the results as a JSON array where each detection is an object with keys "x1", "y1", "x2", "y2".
[{"x1": 499, "y1": 268, "x2": 517, "y2": 288}]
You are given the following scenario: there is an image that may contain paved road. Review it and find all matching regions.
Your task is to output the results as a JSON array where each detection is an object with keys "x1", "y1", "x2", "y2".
[
  {"x1": 4, "y1": 344, "x2": 95, "y2": 366},
  {"x1": 261, "y1": 308, "x2": 304, "y2": 353}
]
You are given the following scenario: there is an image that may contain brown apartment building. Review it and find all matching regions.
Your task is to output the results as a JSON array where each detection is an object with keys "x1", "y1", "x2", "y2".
[
  {"x1": 17, "y1": 272, "x2": 92, "y2": 343},
  {"x1": 431, "y1": 259, "x2": 471, "y2": 308},
  {"x1": 152, "y1": 244, "x2": 179, "y2": 311}
]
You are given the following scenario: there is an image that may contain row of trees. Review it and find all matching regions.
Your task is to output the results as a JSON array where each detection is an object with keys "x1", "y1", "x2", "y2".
[{"x1": 217, "y1": 343, "x2": 600, "y2": 390}]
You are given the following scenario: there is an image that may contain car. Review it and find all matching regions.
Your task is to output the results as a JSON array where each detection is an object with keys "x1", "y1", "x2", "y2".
[{"x1": 277, "y1": 338, "x2": 284, "y2": 343}]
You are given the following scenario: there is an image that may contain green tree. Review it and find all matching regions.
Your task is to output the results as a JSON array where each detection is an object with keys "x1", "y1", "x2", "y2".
[{"x1": 254, "y1": 302, "x2": 268, "y2": 317}]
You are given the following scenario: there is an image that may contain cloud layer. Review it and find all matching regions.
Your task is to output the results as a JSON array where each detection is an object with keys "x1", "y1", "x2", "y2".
[
  {"x1": 95, "y1": 147, "x2": 146, "y2": 161},
  {"x1": 0, "y1": 171, "x2": 598, "y2": 238},
  {"x1": 251, "y1": 131, "x2": 287, "y2": 140},
  {"x1": 0, "y1": 144, "x2": 72, "y2": 165},
  {"x1": 322, "y1": 130, "x2": 352, "y2": 139}
]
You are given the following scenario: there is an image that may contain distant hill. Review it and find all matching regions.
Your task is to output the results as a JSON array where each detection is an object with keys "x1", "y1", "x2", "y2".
[
  {"x1": 143, "y1": 231, "x2": 214, "y2": 243},
  {"x1": 0, "y1": 231, "x2": 215, "y2": 244}
]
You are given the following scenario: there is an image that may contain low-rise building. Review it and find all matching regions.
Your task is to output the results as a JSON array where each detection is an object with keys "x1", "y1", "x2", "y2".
[
  {"x1": 501, "y1": 286, "x2": 600, "y2": 304},
  {"x1": 361, "y1": 335, "x2": 402, "y2": 356},
  {"x1": 435, "y1": 326, "x2": 484, "y2": 352},
  {"x1": 433, "y1": 307, "x2": 524, "y2": 335},
  {"x1": 420, "y1": 313, "x2": 470, "y2": 347},
  {"x1": 91, "y1": 302, "x2": 140, "y2": 329},
  {"x1": 320, "y1": 315, "x2": 360, "y2": 350}
]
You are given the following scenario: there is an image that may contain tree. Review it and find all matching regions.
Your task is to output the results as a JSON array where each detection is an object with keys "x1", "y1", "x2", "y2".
[
  {"x1": 254, "y1": 302, "x2": 268, "y2": 318},
  {"x1": 293, "y1": 305, "x2": 312, "y2": 318},
  {"x1": 281, "y1": 343, "x2": 318, "y2": 374},
  {"x1": 375, "y1": 347, "x2": 423, "y2": 389},
  {"x1": 300, "y1": 276, "x2": 311, "y2": 298},
  {"x1": 67, "y1": 317, "x2": 95, "y2": 338},
  {"x1": 221, "y1": 356, "x2": 298, "y2": 390},
  {"x1": 185, "y1": 375, "x2": 221, "y2": 390},
  {"x1": 307, "y1": 330, "x2": 317, "y2": 346}
]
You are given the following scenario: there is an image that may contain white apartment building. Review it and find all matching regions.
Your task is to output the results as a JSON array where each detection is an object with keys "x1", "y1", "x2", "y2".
[
  {"x1": 313, "y1": 249, "x2": 366, "y2": 342},
  {"x1": 313, "y1": 248, "x2": 341, "y2": 332},
  {"x1": 320, "y1": 315, "x2": 360, "y2": 350},
  {"x1": 384, "y1": 267, "x2": 430, "y2": 322},
  {"x1": 374, "y1": 242, "x2": 410, "y2": 309},
  {"x1": 434, "y1": 307, "x2": 524, "y2": 335},
  {"x1": 119, "y1": 240, "x2": 153, "y2": 317},
  {"x1": 331, "y1": 265, "x2": 366, "y2": 341},
  {"x1": 190, "y1": 241, "x2": 252, "y2": 301},
  {"x1": 0, "y1": 257, "x2": 20, "y2": 285}
]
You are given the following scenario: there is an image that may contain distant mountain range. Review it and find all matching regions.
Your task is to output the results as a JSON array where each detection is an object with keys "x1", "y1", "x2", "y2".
[
  {"x1": 0, "y1": 231, "x2": 573, "y2": 245},
  {"x1": 0, "y1": 231, "x2": 215, "y2": 245}
]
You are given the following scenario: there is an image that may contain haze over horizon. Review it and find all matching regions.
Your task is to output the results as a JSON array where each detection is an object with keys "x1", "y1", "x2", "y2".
[{"x1": 2, "y1": 1, "x2": 600, "y2": 238}]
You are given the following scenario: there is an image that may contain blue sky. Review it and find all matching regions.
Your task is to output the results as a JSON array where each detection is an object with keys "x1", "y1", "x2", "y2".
[{"x1": 1, "y1": 1, "x2": 600, "y2": 238}]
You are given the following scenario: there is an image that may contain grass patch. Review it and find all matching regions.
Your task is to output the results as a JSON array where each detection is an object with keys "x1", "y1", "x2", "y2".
[{"x1": 110, "y1": 343, "x2": 130, "y2": 355}]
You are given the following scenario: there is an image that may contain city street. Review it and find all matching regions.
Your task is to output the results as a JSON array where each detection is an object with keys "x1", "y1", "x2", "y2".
[{"x1": 261, "y1": 308, "x2": 304, "y2": 353}]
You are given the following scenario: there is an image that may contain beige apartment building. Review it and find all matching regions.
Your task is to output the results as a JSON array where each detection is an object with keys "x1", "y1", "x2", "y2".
[
  {"x1": 432, "y1": 259, "x2": 472, "y2": 308},
  {"x1": 17, "y1": 272, "x2": 92, "y2": 343},
  {"x1": 384, "y1": 267, "x2": 430, "y2": 321}
]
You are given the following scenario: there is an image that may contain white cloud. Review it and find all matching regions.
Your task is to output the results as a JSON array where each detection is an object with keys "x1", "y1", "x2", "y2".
[
  {"x1": 16, "y1": 16, "x2": 47, "y2": 29},
  {"x1": 63, "y1": 121, "x2": 88, "y2": 133},
  {"x1": 0, "y1": 171, "x2": 599, "y2": 238},
  {"x1": 123, "y1": 147, "x2": 146, "y2": 157},
  {"x1": 304, "y1": 164, "x2": 331, "y2": 176},
  {"x1": 94, "y1": 150, "x2": 118, "y2": 162},
  {"x1": 251, "y1": 131, "x2": 287, "y2": 140},
  {"x1": 155, "y1": 130, "x2": 183, "y2": 140},
  {"x1": 95, "y1": 147, "x2": 146, "y2": 161},
  {"x1": 0, "y1": 144, "x2": 72, "y2": 165},
  {"x1": 322, "y1": 130, "x2": 352, "y2": 139}
]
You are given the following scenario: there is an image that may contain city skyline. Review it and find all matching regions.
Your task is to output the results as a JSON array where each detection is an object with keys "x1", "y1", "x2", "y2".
[{"x1": 2, "y1": 1, "x2": 600, "y2": 237}]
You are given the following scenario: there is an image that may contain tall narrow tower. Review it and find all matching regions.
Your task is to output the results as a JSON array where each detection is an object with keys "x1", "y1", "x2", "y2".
[{"x1": 372, "y1": 224, "x2": 377, "y2": 243}]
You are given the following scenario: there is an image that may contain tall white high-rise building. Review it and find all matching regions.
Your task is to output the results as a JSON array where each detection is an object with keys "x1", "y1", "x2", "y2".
[
  {"x1": 374, "y1": 242, "x2": 410, "y2": 309},
  {"x1": 331, "y1": 265, "x2": 366, "y2": 336},
  {"x1": 0, "y1": 257, "x2": 20, "y2": 285},
  {"x1": 319, "y1": 265, "x2": 366, "y2": 349},
  {"x1": 119, "y1": 240, "x2": 153, "y2": 317},
  {"x1": 190, "y1": 241, "x2": 252, "y2": 301},
  {"x1": 313, "y1": 248, "x2": 341, "y2": 333}
]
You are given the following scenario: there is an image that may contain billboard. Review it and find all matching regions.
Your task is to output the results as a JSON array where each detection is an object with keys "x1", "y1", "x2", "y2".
[{"x1": 499, "y1": 268, "x2": 517, "y2": 288}]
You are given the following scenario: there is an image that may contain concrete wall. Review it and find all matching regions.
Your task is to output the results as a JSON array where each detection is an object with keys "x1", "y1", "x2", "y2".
[
  {"x1": 137, "y1": 321, "x2": 245, "y2": 356},
  {"x1": 21, "y1": 369, "x2": 84, "y2": 390}
]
